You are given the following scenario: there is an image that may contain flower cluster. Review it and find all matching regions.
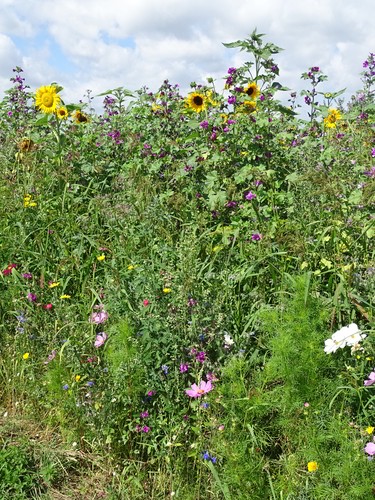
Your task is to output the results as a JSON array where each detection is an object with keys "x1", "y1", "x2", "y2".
[{"x1": 324, "y1": 323, "x2": 366, "y2": 354}]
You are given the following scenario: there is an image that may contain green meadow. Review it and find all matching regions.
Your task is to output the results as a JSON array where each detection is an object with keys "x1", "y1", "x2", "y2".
[{"x1": 0, "y1": 31, "x2": 374, "y2": 499}]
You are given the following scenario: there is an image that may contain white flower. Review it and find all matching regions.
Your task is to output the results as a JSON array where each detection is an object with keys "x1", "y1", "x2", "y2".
[
  {"x1": 324, "y1": 323, "x2": 366, "y2": 354},
  {"x1": 224, "y1": 333, "x2": 234, "y2": 347}
]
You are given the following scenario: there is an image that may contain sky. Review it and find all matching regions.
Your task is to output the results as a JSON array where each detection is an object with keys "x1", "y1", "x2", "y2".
[{"x1": 0, "y1": 0, "x2": 374, "y2": 114}]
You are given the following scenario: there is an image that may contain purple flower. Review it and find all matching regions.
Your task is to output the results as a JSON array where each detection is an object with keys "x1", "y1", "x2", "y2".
[
  {"x1": 226, "y1": 200, "x2": 237, "y2": 208},
  {"x1": 199, "y1": 120, "x2": 209, "y2": 129},
  {"x1": 227, "y1": 119, "x2": 236, "y2": 125},
  {"x1": 140, "y1": 411, "x2": 149, "y2": 419},
  {"x1": 245, "y1": 191, "x2": 256, "y2": 201},
  {"x1": 364, "y1": 371, "x2": 375, "y2": 387},
  {"x1": 364, "y1": 167, "x2": 375, "y2": 178},
  {"x1": 22, "y1": 273, "x2": 32, "y2": 279},
  {"x1": 254, "y1": 179, "x2": 263, "y2": 187},
  {"x1": 142, "y1": 425, "x2": 150, "y2": 433},
  {"x1": 180, "y1": 363, "x2": 189, "y2": 373},
  {"x1": 228, "y1": 95, "x2": 236, "y2": 105},
  {"x1": 27, "y1": 293, "x2": 37, "y2": 302},
  {"x1": 227, "y1": 67, "x2": 237, "y2": 75},
  {"x1": 94, "y1": 332, "x2": 108, "y2": 348},
  {"x1": 251, "y1": 233, "x2": 262, "y2": 241},
  {"x1": 196, "y1": 351, "x2": 206, "y2": 363},
  {"x1": 371, "y1": 148, "x2": 375, "y2": 158}
]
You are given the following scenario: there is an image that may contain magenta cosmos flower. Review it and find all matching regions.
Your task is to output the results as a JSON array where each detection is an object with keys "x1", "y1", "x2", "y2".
[{"x1": 185, "y1": 380, "x2": 213, "y2": 398}]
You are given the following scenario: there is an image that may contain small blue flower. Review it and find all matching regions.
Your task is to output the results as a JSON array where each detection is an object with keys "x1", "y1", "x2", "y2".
[
  {"x1": 202, "y1": 451, "x2": 210, "y2": 460},
  {"x1": 201, "y1": 402, "x2": 210, "y2": 409},
  {"x1": 161, "y1": 364, "x2": 169, "y2": 375},
  {"x1": 62, "y1": 384, "x2": 69, "y2": 390}
]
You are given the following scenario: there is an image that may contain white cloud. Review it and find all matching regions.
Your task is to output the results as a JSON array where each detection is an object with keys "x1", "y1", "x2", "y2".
[{"x1": 0, "y1": 0, "x2": 373, "y2": 110}]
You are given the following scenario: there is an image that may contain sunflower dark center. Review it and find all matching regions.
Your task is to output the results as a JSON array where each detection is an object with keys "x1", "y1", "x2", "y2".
[
  {"x1": 246, "y1": 87, "x2": 254, "y2": 96},
  {"x1": 193, "y1": 95, "x2": 203, "y2": 106}
]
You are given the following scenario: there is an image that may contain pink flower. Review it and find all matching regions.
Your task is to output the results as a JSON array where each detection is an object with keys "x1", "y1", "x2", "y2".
[
  {"x1": 185, "y1": 380, "x2": 213, "y2": 398},
  {"x1": 364, "y1": 371, "x2": 375, "y2": 387},
  {"x1": 43, "y1": 303, "x2": 53, "y2": 310},
  {"x1": 143, "y1": 299, "x2": 150, "y2": 306},
  {"x1": 94, "y1": 332, "x2": 108, "y2": 348},
  {"x1": 180, "y1": 363, "x2": 189, "y2": 373},
  {"x1": 44, "y1": 350, "x2": 57, "y2": 364},
  {"x1": 245, "y1": 191, "x2": 256, "y2": 201},
  {"x1": 89, "y1": 305, "x2": 108, "y2": 324},
  {"x1": 364, "y1": 442, "x2": 375, "y2": 456}
]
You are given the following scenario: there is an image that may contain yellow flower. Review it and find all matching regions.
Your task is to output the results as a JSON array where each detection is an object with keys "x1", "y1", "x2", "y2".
[
  {"x1": 324, "y1": 108, "x2": 342, "y2": 128},
  {"x1": 151, "y1": 103, "x2": 162, "y2": 112},
  {"x1": 56, "y1": 106, "x2": 68, "y2": 119},
  {"x1": 186, "y1": 92, "x2": 206, "y2": 113},
  {"x1": 366, "y1": 426, "x2": 374, "y2": 434},
  {"x1": 97, "y1": 254, "x2": 105, "y2": 261},
  {"x1": 243, "y1": 82, "x2": 260, "y2": 99},
  {"x1": 60, "y1": 294, "x2": 71, "y2": 299},
  {"x1": 48, "y1": 281, "x2": 60, "y2": 288},
  {"x1": 35, "y1": 85, "x2": 60, "y2": 114},
  {"x1": 75, "y1": 375, "x2": 81, "y2": 382},
  {"x1": 23, "y1": 194, "x2": 37, "y2": 207},
  {"x1": 307, "y1": 461, "x2": 318, "y2": 472},
  {"x1": 127, "y1": 264, "x2": 135, "y2": 270},
  {"x1": 22, "y1": 352, "x2": 30, "y2": 360},
  {"x1": 73, "y1": 110, "x2": 89, "y2": 124},
  {"x1": 163, "y1": 287, "x2": 172, "y2": 294},
  {"x1": 243, "y1": 100, "x2": 257, "y2": 113}
]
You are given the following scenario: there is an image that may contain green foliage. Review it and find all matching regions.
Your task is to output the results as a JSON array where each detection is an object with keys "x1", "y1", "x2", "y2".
[{"x1": 0, "y1": 32, "x2": 374, "y2": 499}]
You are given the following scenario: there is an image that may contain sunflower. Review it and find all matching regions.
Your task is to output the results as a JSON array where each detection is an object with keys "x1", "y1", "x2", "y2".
[
  {"x1": 243, "y1": 82, "x2": 260, "y2": 99},
  {"x1": 73, "y1": 110, "x2": 89, "y2": 124},
  {"x1": 56, "y1": 106, "x2": 68, "y2": 120},
  {"x1": 324, "y1": 108, "x2": 342, "y2": 128},
  {"x1": 243, "y1": 100, "x2": 257, "y2": 113},
  {"x1": 186, "y1": 92, "x2": 206, "y2": 113},
  {"x1": 35, "y1": 85, "x2": 60, "y2": 114}
]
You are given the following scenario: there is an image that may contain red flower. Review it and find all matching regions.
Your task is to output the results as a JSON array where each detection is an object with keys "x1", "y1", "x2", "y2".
[
  {"x1": 43, "y1": 303, "x2": 53, "y2": 310},
  {"x1": 2, "y1": 263, "x2": 17, "y2": 275},
  {"x1": 143, "y1": 299, "x2": 150, "y2": 306}
]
